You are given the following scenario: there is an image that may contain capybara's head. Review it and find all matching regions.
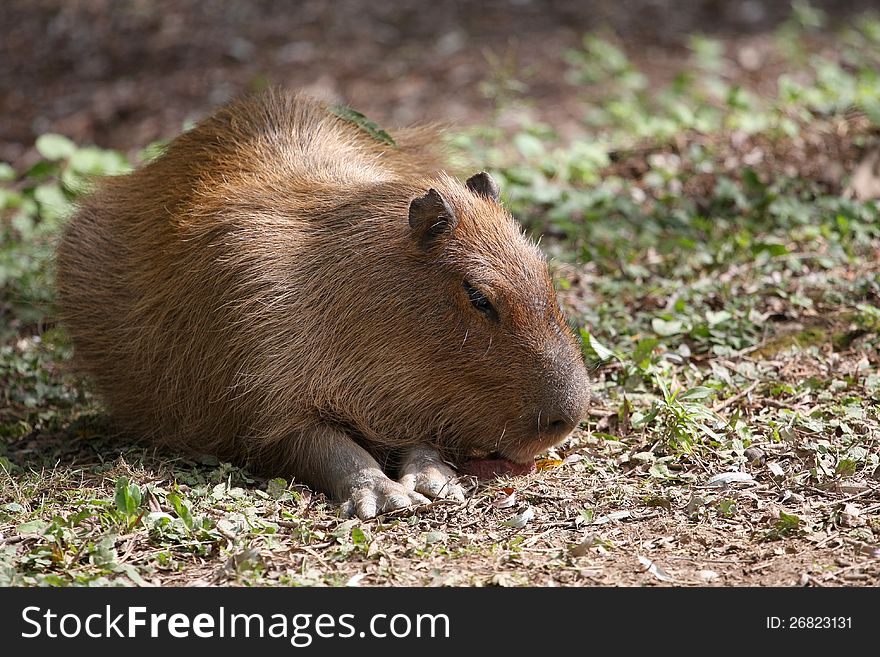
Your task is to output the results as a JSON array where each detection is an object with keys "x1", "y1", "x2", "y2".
[{"x1": 346, "y1": 171, "x2": 590, "y2": 465}]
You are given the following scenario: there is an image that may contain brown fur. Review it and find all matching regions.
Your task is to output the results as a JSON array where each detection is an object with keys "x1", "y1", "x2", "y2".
[{"x1": 56, "y1": 89, "x2": 590, "y2": 503}]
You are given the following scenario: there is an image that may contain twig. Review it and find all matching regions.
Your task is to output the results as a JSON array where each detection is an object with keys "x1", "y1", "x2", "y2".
[
  {"x1": 664, "y1": 556, "x2": 752, "y2": 565},
  {"x1": 712, "y1": 381, "x2": 760, "y2": 412},
  {"x1": 810, "y1": 483, "x2": 880, "y2": 508},
  {"x1": 818, "y1": 559, "x2": 880, "y2": 583}
]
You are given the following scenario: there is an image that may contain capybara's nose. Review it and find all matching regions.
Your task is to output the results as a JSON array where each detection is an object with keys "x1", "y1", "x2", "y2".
[
  {"x1": 539, "y1": 411, "x2": 578, "y2": 440},
  {"x1": 546, "y1": 416, "x2": 575, "y2": 438},
  {"x1": 538, "y1": 354, "x2": 590, "y2": 441}
]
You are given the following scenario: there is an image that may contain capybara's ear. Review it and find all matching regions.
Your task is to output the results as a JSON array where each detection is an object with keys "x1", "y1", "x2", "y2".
[
  {"x1": 408, "y1": 188, "x2": 458, "y2": 249},
  {"x1": 465, "y1": 172, "x2": 500, "y2": 203}
]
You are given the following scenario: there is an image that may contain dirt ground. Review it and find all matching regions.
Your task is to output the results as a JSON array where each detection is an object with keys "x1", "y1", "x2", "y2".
[
  {"x1": 2, "y1": 1, "x2": 879, "y2": 588},
  {"x1": 2, "y1": 0, "x2": 878, "y2": 166}
]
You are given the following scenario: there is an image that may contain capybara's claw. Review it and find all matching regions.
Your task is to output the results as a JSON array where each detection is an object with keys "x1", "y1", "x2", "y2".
[
  {"x1": 399, "y1": 445, "x2": 468, "y2": 503},
  {"x1": 344, "y1": 470, "x2": 430, "y2": 519},
  {"x1": 402, "y1": 472, "x2": 467, "y2": 503}
]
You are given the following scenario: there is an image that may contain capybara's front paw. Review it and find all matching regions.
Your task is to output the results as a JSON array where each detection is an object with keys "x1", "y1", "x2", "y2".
[
  {"x1": 342, "y1": 468, "x2": 430, "y2": 519},
  {"x1": 398, "y1": 445, "x2": 467, "y2": 502}
]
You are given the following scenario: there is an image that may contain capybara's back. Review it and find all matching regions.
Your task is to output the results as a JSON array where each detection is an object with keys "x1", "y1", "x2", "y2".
[
  {"x1": 57, "y1": 89, "x2": 591, "y2": 518},
  {"x1": 57, "y1": 91, "x2": 443, "y2": 453}
]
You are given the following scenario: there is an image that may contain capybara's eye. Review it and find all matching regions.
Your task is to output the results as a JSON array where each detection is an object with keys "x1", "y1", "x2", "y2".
[{"x1": 463, "y1": 280, "x2": 499, "y2": 323}]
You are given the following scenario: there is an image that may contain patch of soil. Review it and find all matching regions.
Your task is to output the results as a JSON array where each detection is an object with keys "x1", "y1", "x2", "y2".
[{"x1": 2, "y1": 0, "x2": 877, "y2": 166}]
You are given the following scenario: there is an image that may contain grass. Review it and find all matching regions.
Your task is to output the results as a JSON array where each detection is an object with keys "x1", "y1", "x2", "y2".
[{"x1": 1, "y1": 4, "x2": 879, "y2": 586}]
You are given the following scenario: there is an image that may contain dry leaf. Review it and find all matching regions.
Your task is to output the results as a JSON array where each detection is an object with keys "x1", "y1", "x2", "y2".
[
  {"x1": 845, "y1": 147, "x2": 880, "y2": 201},
  {"x1": 744, "y1": 446, "x2": 766, "y2": 465},
  {"x1": 346, "y1": 573, "x2": 367, "y2": 587},
  {"x1": 146, "y1": 489, "x2": 162, "y2": 513},
  {"x1": 569, "y1": 532, "x2": 597, "y2": 557},
  {"x1": 502, "y1": 507, "x2": 535, "y2": 528},
  {"x1": 493, "y1": 489, "x2": 517, "y2": 509},
  {"x1": 638, "y1": 555, "x2": 676, "y2": 582},
  {"x1": 706, "y1": 471, "x2": 753, "y2": 487},
  {"x1": 840, "y1": 503, "x2": 865, "y2": 528},
  {"x1": 593, "y1": 510, "x2": 631, "y2": 525},
  {"x1": 536, "y1": 458, "x2": 564, "y2": 471}
]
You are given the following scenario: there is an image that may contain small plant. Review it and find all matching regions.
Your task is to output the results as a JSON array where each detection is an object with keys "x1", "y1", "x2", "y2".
[
  {"x1": 1, "y1": 135, "x2": 131, "y2": 330},
  {"x1": 634, "y1": 379, "x2": 726, "y2": 453}
]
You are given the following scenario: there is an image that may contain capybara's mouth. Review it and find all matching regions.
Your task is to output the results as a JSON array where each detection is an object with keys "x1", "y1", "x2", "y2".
[{"x1": 457, "y1": 454, "x2": 537, "y2": 480}]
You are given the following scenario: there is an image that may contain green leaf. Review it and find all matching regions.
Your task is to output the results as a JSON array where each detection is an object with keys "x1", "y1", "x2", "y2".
[
  {"x1": 138, "y1": 140, "x2": 167, "y2": 163},
  {"x1": 117, "y1": 563, "x2": 149, "y2": 586},
  {"x1": 0, "y1": 162, "x2": 15, "y2": 181},
  {"x1": 91, "y1": 535, "x2": 118, "y2": 566},
  {"x1": 17, "y1": 520, "x2": 49, "y2": 536},
  {"x1": 60, "y1": 167, "x2": 92, "y2": 196},
  {"x1": 350, "y1": 526, "x2": 368, "y2": 550},
  {"x1": 741, "y1": 167, "x2": 765, "y2": 194},
  {"x1": 834, "y1": 459, "x2": 857, "y2": 477},
  {"x1": 0, "y1": 188, "x2": 23, "y2": 210},
  {"x1": 776, "y1": 510, "x2": 801, "y2": 532},
  {"x1": 718, "y1": 499, "x2": 737, "y2": 517},
  {"x1": 267, "y1": 477, "x2": 288, "y2": 499},
  {"x1": 678, "y1": 386, "x2": 715, "y2": 401},
  {"x1": 581, "y1": 329, "x2": 617, "y2": 362},
  {"x1": 24, "y1": 160, "x2": 58, "y2": 180},
  {"x1": 652, "y1": 317, "x2": 684, "y2": 336},
  {"x1": 69, "y1": 147, "x2": 131, "y2": 176},
  {"x1": 845, "y1": 445, "x2": 868, "y2": 461},
  {"x1": 631, "y1": 338, "x2": 659, "y2": 368},
  {"x1": 168, "y1": 493, "x2": 193, "y2": 529},
  {"x1": 35, "y1": 133, "x2": 76, "y2": 161},
  {"x1": 752, "y1": 242, "x2": 788, "y2": 257},
  {"x1": 33, "y1": 183, "x2": 71, "y2": 221},
  {"x1": 328, "y1": 105, "x2": 396, "y2": 146},
  {"x1": 114, "y1": 477, "x2": 142, "y2": 516},
  {"x1": 648, "y1": 462, "x2": 673, "y2": 479},
  {"x1": 512, "y1": 132, "x2": 545, "y2": 160},
  {"x1": 705, "y1": 310, "x2": 732, "y2": 326},
  {"x1": 863, "y1": 99, "x2": 880, "y2": 126},
  {"x1": 11, "y1": 211, "x2": 35, "y2": 238}
]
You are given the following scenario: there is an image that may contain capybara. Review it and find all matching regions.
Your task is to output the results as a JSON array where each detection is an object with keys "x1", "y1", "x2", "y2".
[{"x1": 56, "y1": 89, "x2": 591, "y2": 518}]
